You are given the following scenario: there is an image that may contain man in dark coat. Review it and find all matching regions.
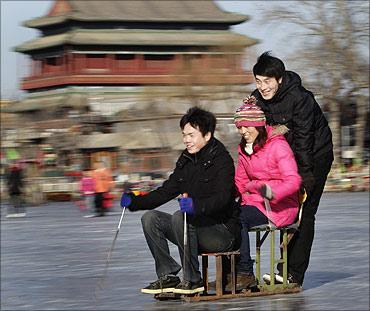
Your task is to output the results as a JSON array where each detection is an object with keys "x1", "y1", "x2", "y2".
[
  {"x1": 6, "y1": 161, "x2": 25, "y2": 217},
  {"x1": 121, "y1": 107, "x2": 240, "y2": 295},
  {"x1": 250, "y1": 51, "x2": 334, "y2": 286}
]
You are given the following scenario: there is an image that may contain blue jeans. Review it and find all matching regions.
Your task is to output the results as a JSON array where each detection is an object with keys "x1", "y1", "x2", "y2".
[
  {"x1": 141, "y1": 210, "x2": 237, "y2": 283},
  {"x1": 238, "y1": 205, "x2": 268, "y2": 274}
]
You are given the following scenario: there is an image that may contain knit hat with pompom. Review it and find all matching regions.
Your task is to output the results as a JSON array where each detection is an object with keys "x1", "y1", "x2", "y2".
[{"x1": 234, "y1": 96, "x2": 266, "y2": 127}]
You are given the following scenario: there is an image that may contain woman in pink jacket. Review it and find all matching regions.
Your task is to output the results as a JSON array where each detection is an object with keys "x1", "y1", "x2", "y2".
[{"x1": 233, "y1": 96, "x2": 301, "y2": 290}]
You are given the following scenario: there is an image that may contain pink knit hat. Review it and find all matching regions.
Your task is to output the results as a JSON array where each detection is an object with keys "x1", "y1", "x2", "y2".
[{"x1": 234, "y1": 96, "x2": 266, "y2": 127}]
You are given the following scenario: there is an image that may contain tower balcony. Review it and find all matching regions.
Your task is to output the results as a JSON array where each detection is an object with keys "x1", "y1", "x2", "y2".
[
  {"x1": 20, "y1": 70, "x2": 253, "y2": 90},
  {"x1": 20, "y1": 53, "x2": 254, "y2": 90}
]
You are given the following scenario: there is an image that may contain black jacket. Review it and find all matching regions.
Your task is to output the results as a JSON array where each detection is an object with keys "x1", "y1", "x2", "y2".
[
  {"x1": 129, "y1": 137, "x2": 240, "y2": 237},
  {"x1": 252, "y1": 71, "x2": 333, "y2": 185}
]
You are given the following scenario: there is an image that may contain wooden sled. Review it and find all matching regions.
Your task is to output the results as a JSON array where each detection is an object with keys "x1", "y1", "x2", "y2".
[
  {"x1": 154, "y1": 192, "x2": 307, "y2": 302},
  {"x1": 184, "y1": 192, "x2": 306, "y2": 301}
]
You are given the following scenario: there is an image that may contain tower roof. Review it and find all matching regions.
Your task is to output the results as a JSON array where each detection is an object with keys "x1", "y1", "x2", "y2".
[{"x1": 24, "y1": 0, "x2": 249, "y2": 28}]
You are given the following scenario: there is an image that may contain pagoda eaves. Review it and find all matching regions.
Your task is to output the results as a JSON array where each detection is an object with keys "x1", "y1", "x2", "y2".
[
  {"x1": 24, "y1": 0, "x2": 249, "y2": 29},
  {"x1": 15, "y1": 29, "x2": 258, "y2": 53}
]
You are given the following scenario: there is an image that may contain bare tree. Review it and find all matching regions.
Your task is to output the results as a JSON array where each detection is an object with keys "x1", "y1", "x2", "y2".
[{"x1": 261, "y1": 0, "x2": 369, "y2": 169}]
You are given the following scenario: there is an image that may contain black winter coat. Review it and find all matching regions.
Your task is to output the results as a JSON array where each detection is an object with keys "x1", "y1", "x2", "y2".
[
  {"x1": 129, "y1": 137, "x2": 240, "y2": 237},
  {"x1": 252, "y1": 71, "x2": 333, "y2": 184}
]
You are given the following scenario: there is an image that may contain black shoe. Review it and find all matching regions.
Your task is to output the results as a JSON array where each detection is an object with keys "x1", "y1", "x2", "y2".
[
  {"x1": 141, "y1": 275, "x2": 180, "y2": 294},
  {"x1": 172, "y1": 279, "x2": 204, "y2": 294}
]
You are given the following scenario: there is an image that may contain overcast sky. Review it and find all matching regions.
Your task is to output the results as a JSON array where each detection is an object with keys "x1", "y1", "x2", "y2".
[{"x1": 0, "y1": 0, "x2": 292, "y2": 100}]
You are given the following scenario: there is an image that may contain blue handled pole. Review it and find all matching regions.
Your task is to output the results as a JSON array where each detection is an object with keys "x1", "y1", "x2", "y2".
[
  {"x1": 95, "y1": 206, "x2": 126, "y2": 299},
  {"x1": 183, "y1": 211, "x2": 187, "y2": 280}
]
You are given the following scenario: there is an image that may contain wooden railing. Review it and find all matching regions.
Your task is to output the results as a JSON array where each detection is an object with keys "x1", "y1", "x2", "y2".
[{"x1": 20, "y1": 70, "x2": 252, "y2": 90}]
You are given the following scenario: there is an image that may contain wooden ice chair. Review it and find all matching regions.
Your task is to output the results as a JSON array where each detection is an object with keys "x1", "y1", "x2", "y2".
[
  {"x1": 199, "y1": 190, "x2": 306, "y2": 298},
  {"x1": 249, "y1": 189, "x2": 307, "y2": 291}
]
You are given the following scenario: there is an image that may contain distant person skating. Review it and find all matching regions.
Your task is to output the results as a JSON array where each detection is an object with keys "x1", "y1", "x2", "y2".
[
  {"x1": 5, "y1": 161, "x2": 26, "y2": 218},
  {"x1": 79, "y1": 169, "x2": 96, "y2": 216},
  {"x1": 91, "y1": 161, "x2": 113, "y2": 217}
]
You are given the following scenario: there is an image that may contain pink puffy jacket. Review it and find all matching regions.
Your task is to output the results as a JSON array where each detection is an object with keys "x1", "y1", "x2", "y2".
[{"x1": 235, "y1": 125, "x2": 302, "y2": 227}]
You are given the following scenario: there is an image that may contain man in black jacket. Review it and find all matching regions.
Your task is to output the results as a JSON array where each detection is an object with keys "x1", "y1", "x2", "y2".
[
  {"x1": 250, "y1": 52, "x2": 334, "y2": 286},
  {"x1": 121, "y1": 107, "x2": 240, "y2": 295}
]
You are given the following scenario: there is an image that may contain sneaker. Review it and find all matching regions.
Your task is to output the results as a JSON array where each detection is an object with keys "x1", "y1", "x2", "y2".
[
  {"x1": 172, "y1": 279, "x2": 204, "y2": 294},
  {"x1": 225, "y1": 272, "x2": 256, "y2": 291},
  {"x1": 141, "y1": 275, "x2": 180, "y2": 294},
  {"x1": 262, "y1": 273, "x2": 273, "y2": 284},
  {"x1": 276, "y1": 273, "x2": 300, "y2": 285},
  {"x1": 263, "y1": 273, "x2": 300, "y2": 285}
]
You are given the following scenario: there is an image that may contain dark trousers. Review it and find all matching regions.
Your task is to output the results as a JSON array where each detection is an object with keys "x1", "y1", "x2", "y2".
[
  {"x1": 239, "y1": 205, "x2": 268, "y2": 274},
  {"x1": 141, "y1": 210, "x2": 238, "y2": 283},
  {"x1": 94, "y1": 192, "x2": 105, "y2": 216},
  {"x1": 280, "y1": 151, "x2": 334, "y2": 284},
  {"x1": 8, "y1": 194, "x2": 24, "y2": 214}
]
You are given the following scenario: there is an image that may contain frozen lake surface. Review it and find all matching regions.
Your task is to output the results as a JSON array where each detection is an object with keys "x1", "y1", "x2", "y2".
[{"x1": 1, "y1": 192, "x2": 369, "y2": 310}]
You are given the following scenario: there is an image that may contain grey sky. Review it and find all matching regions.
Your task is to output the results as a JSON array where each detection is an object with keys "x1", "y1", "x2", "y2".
[{"x1": 0, "y1": 0, "x2": 291, "y2": 100}]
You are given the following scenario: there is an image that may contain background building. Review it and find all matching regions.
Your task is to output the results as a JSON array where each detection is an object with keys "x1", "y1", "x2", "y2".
[{"x1": 5, "y1": 0, "x2": 258, "y2": 179}]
